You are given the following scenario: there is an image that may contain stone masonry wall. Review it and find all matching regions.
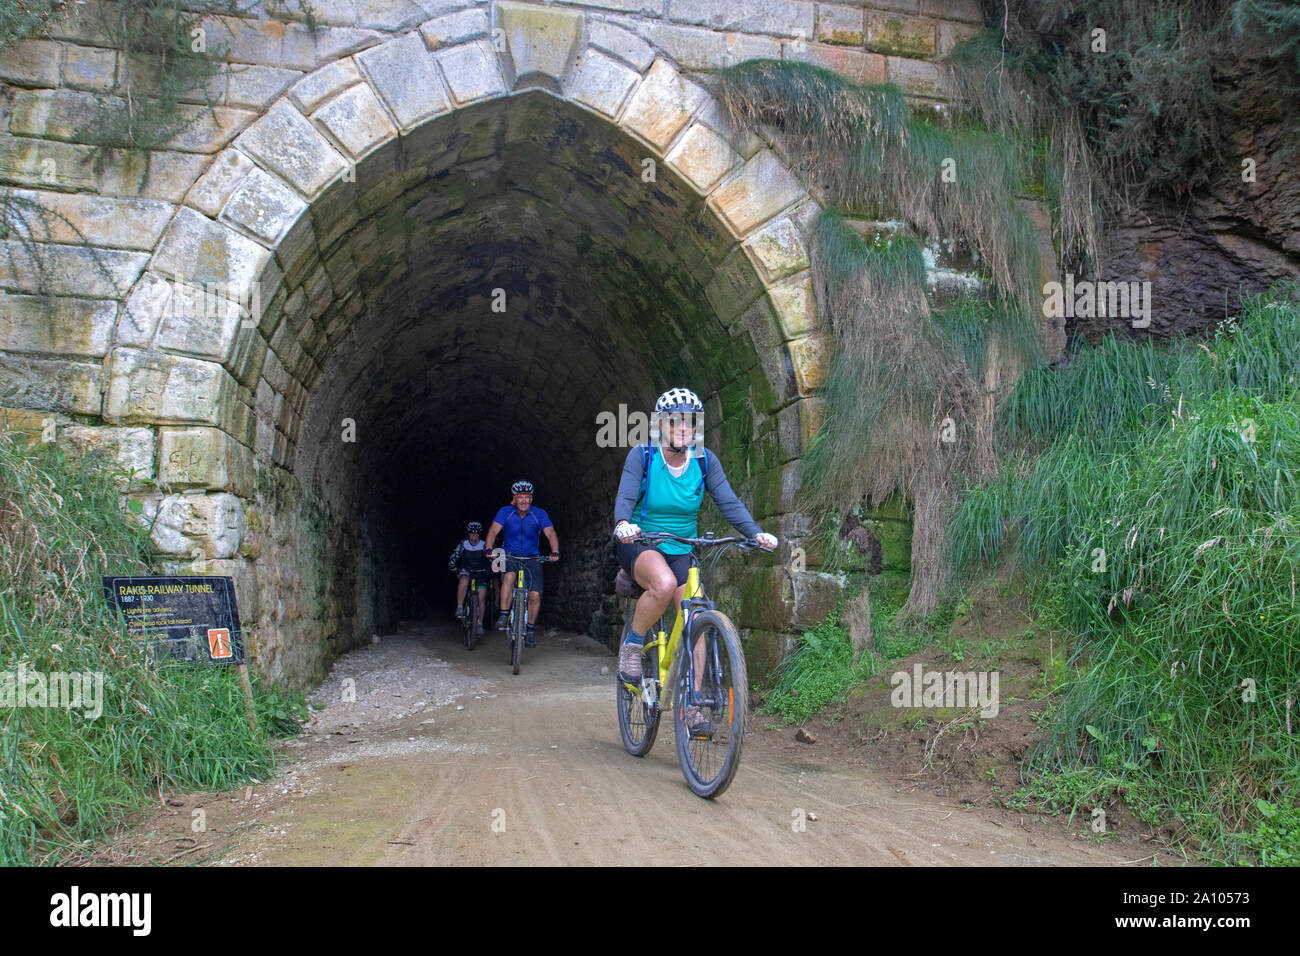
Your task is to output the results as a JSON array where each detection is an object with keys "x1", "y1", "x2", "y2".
[{"x1": 0, "y1": 0, "x2": 1021, "y2": 689}]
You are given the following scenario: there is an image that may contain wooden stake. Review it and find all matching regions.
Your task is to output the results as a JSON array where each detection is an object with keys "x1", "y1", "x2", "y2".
[{"x1": 236, "y1": 663, "x2": 258, "y2": 732}]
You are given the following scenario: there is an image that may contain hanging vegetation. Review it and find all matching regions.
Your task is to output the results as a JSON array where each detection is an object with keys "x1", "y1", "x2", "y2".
[{"x1": 715, "y1": 60, "x2": 1044, "y2": 615}]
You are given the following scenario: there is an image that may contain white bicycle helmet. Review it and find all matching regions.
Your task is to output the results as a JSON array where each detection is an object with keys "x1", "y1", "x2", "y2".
[
  {"x1": 651, "y1": 387, "x2": 705, "y2": 456},
  {"x1": 511, "y1": 480, "x2": 534, "y2": 496}
]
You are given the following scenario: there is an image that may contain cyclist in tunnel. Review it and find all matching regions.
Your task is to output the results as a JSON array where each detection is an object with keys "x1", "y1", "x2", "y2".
[
  {"x1": 449, "y1": 521, "x2": 490, "y2": 634},
  {"x1": 612, "y1": 388, "x2": 777, "y2": 726},
  {"x1": 486, "y1": 480, "x2": 560, "y2": 647}
]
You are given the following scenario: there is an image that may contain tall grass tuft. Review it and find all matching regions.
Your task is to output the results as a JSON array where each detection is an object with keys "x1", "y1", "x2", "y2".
[
  {"x1": 947, "y1": 284, "x2": 1300, "y2": 860},
  {"x1": 0, "y1": 433, "x2": 297, "y2": 865}
]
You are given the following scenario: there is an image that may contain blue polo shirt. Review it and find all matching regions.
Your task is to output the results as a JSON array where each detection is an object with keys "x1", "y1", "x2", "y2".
[{"x1": 494, "y1": 505, "x2": 553, "y2": 555}]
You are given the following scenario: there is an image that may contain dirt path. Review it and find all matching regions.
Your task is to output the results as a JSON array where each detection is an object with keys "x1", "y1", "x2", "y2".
[{"x1": 115, "y1": 621, "x2": 1144, "y2": 866}]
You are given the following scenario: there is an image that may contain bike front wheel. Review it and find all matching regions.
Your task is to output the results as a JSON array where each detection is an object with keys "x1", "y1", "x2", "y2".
[
  {"x1": 673, "y1": 609, "x2": 748, "y2": 799},
  {"x1": 617, "y1": 629, "x2": 660, "y2": 757},
  {"x1": 509, "y1": 589, "x2": 526, "y2": 675}
]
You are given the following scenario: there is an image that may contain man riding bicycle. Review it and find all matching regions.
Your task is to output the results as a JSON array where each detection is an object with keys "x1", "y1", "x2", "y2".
[
  {"x1": 613, "y1": 387, "x2": 778, "y2": 731},
  {"x1": 449, "y1": 521, "x2": 490, "y2": 634},
  {"x1": 486, "y1": 480, "x2": 559, "y2": 647}
]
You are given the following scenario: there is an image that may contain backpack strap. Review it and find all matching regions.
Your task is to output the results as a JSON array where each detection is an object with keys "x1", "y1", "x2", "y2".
[
  {"x1": 699, "y1": 447, "x2": 709, "y2": 492},
  {"x1": 639, "y1": 443, "x2": 654, "y2": 522}
]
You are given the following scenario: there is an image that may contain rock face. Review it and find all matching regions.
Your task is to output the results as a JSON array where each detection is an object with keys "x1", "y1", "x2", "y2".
[
  {"x1": 1079, "y1": 60, "x2": 1299, "y2": 339},
  {"x1": 0, "y1": 0, "x2": 1044, "y2": 690}
]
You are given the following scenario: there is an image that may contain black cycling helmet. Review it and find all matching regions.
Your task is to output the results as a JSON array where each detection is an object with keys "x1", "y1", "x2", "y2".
[
  {"x1": 467, "y1": 521, "x2": 483, "y2": 534},
  {"x1": 511, "y1": 480, "x2": 534, "y2": 495}
]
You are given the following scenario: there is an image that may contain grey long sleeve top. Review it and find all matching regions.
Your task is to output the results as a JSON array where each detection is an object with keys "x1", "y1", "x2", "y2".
[{"x1": 613, "y1": 445, "x2": 763, "y2": 538}]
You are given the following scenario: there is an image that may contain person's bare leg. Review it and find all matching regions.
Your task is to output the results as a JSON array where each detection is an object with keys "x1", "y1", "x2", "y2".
[
  {"x1": 499, "y1": 572, "x2": 515, "y2": 614},
  {"x1": 631, "y1": 550, "x2": 675, "y2": 635},
  {"x1": 528, "y1": 590, "x2": 541, "y2": 624},
  {"x1": 456, "y1": 575, "x2": 468, "y2": 610}
]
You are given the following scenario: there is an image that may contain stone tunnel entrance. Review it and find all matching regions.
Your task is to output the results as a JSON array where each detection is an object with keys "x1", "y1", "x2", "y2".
[{"x1": 106, "y1": 61, "x2": 826, "y2": 689}]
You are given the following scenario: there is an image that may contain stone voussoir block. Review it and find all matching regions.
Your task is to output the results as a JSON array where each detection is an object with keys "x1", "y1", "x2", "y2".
[
  {"x1": 435, "y1": 39, "x2": 508, "y2": 105},
  {"x1": 186, "y1": 149, "x2": 256, "y2": 218},
  {"x1": 221, "y1": 167, "x2": 309, "y2": 246},
  {"x1": 313, "y1": 82, "x2": 399, "y2": 160},
  {"x1": 742, "y1": 213, "x2": 810, "y2": 283},
  {"x1": 766, "y1": 272, "x2": 816, "y2": 340},
  {"x1": 666, "y1": 121, "x2": 741, "y2": 194},
  {"x1": 150, "y1": 206, "x2": 272, "y2": 294},
  {"x1": 566, "y1": 47, "x2": 641, "y2": 119},
  {"x1": 708, "y1": 148, "x2": 805, "y2": 238},
  {"x1": 620, "y1": 58, "x2": 708, "y2": 152},
  {"x1": 235, "y1": 101, "x2": 349, "y2": 198},
  {"x1": 357, "y1": 31, "x2": 453, "y2": 131},
  {"x1": 420, "y1": 7, "x2": 492, "y2": 52},
  {"x1": 290, "y1": 58, "x2": 363, "y2": 114}
]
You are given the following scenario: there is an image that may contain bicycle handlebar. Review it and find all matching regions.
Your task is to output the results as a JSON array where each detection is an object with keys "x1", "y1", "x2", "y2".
[{"x1": 624, "y1": 531, "x2": 758, "y2": 550}]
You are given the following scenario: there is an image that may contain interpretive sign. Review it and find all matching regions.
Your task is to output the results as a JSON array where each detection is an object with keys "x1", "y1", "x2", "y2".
[{"x1": 102, "y1": 576, "x2": 245, "y2": 665}]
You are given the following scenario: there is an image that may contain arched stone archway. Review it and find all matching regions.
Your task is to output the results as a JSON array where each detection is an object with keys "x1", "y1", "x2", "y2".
[{"x1": 69, "y1": 15, "x2": 828, "y2": 686}]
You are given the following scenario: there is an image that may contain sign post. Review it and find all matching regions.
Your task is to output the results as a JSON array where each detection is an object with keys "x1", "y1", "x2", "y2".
[{"x1": 102, "y1": 575, "x2": 258, "y2": 731}]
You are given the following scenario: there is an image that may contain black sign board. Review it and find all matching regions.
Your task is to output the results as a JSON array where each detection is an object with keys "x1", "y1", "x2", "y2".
[{"x1": 102, "y1": 576, "x2": 244, "y2": 665}]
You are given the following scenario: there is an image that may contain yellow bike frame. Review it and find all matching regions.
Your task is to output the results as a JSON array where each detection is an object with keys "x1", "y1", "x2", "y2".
[{"x1": 646, "y1": 564, "x2": 703, "y2": 691}]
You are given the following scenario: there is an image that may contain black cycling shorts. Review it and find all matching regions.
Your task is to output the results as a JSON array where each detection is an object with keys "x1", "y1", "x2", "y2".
[
  {"x1": 505, "y1": 555, "x2": 544, "y2": 594},
  {"x1": 617, "y1": 541, "x2": 692, "y2": 589}
]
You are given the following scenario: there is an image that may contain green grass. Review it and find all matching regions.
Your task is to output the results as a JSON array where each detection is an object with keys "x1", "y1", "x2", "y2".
[
  {"x1": 947, "y1": 283, "x2": 1300, "y2": 862},
  {"x1": 0, "y1": 433, "x2": 303, "y2": 865}
]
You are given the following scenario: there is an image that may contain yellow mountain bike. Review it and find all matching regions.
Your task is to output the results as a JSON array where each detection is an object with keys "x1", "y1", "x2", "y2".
[{"x1": 615, "y1": 531, "x2": 755, "y2": 799}]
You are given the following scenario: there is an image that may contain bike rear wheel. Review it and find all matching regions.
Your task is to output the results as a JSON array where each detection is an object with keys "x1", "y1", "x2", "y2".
[
  {"x1": 616, "y1": 614, "x2": 660, "y2": 757},
  {"x1": 673, "y1": 609, "x2": 748, "y2": 799},
  {"x1": 509, "y1": 589, "x2": 526, "y2": 675}
]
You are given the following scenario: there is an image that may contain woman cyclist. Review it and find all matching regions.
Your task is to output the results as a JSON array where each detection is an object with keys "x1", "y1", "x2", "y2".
[{"x1": 613, "y1": 388, "x2": 777, "y2": 731}]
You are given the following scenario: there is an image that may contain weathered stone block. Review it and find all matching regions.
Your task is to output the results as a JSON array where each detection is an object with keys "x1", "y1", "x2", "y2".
[
  {"x1": 159, "y1": 426, "x2": 255, "y2": 495},
  {"x1": 290, "y1": 58, "x2": 362, "y2": 114},
  {"x1": 357, "y1": 32, "x2": 452, "y2": 131},
  {"x1": 666, "y1": 122, "x2": 741, "y2": 193},
  {"x1": 567, "y1": 48, "x2": 640, "y2": 119},
  {"x1": 420, "y1": 7, "x2": 491, "y2": 50},
  {"x1": 184, "y1": 150, "x2": 254, "y2": 218},
  {"x1": 436, "y1": 40, "x2": 507, "y2": 104},
  {"x1": 817, "y1": 3, "x2": 865, "y2": 45},
  {"x1": 708, "y1": 149, "x2": 804, "y2": 237},
  {"x1": 620, "y1": 58, "x2": 707, "y2": 151},
  {"x1": 765, "y1": 273, "x2": 816, "y2": 340},
  {"x1": 788, "y1": 333, "x2": 828, "y2": 393},
  {"x1": 153, "y1": 288, "x2": 246, "y2": 364},
  {"x1": 150, "y1": 207, "x2": 272, "y2": 294},
  {"x1": 313, "y1": 82, "x2": 398, "y2": 160},
  {"x1": 0, "y1": 294, "x2": 116, "y2": 358},
  {"x1": 864, "y1": 13, "x2": 937, "y2": 58},
  {"x1": 58, "y1": 425, "x2": 156, "y2": 488},
  {"x1": 235, "y1": 101, "x2": 348, "y2": 197},
  {"x1": 498, "y1": 1, "x2": 582, "y2": 84},
  {"x1": 589, "y1": 19, "x2": 654, "y2": 71},
  {"x1": 743, "y1": 214, "x2": 810, "y2": 282},
  {"x1": 0, "y1": 354, "x2": 101, "y2": 414},
  {"x1": 62, "y1": 46, "x2": 118, "y2": 92},
  {"x1": 669, "y1": 0, "x2": 815, "y2": 39},
  {"x1": 104, "y1": 348, "x2": 236, "y2": 426},
  {"x1": 0, "y1": 134, "x2": 98, "y2": 191},
  {"x1": 0, "y1": 240, "x2": 148, "y2": 299},
  {"x1": 226, "y1": 64, "x2": 301, "y2": 110},
  {"x1": 7, "y1": 190, "x2": 172, "y2": 251},
  {"x1": 0, "y1": 39, "x2": 61, "y2": 86},
  {"x1": 704, "y1": 245, "x2": 766, "y2": 324},
  {"x1": 221, "y1": 168, "x2": 309, "y2": 245},
  {"x1": 886, "y1": 56, "x2": 944, "y2": 97},
  {"x1": 148, "y1": 491, "x2": 246, "y2": 558},
  {"x1": 789, "y1": 43, "x2": 887, "y2": 83}
]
